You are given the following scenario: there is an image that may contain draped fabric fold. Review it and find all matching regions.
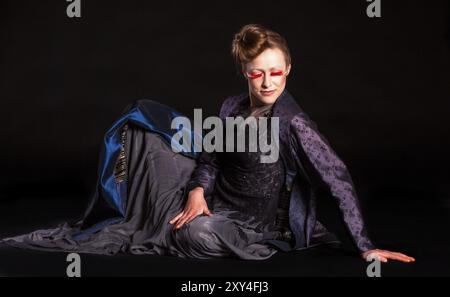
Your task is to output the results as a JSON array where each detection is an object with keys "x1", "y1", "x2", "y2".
[
  {"x1": 0, "y1": 99, "x2": 281, "y2": 259},
  {"x1": 1, "y1": 91, "x2": 369, "y2": 258}
]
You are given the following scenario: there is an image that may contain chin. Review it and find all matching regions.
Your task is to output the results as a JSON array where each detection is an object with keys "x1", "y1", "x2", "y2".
[{"x1": 257, "y1": 91, "x2": 280, "y2": 104}]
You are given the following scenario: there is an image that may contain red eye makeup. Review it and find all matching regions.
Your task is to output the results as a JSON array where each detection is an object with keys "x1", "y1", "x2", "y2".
[
  {"x1": 270, "y1": 70, "x2": 284, "y2": 76},
  {"x1": 247, "y1": 71, "x2": 263, "y2": 79},
  {"x1": 246, "y1": 70, "x2": 284, "y2": 79}
]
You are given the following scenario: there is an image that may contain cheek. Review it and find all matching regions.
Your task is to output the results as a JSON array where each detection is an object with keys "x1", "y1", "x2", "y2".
[
  {"x1": 248, "y1": 79, "x2": 262, "y2": 90},
  {"x1": 271, "y1": 76, "x2": 286, "y2": 86}
]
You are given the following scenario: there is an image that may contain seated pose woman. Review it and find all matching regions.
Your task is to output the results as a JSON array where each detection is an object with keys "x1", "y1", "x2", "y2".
[{"x1": 1, "y1": 24, "x2": 414, "y2": 263}]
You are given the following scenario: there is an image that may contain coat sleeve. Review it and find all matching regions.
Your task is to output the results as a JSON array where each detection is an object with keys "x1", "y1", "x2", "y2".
[
  {"x1": 290, "y1": 112, "x2": 375, "y2": 253},
  {"x1": 184, "y1": 150, "x2": 220, "y2": 199},
  {"x1": 184, "y1": 96, "x2": 233, "y2": 200}
]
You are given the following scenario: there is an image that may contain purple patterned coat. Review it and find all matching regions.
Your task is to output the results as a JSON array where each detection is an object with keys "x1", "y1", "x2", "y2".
[{"x1": 186, "y1": 89, "x2": 375, "y2": 253}]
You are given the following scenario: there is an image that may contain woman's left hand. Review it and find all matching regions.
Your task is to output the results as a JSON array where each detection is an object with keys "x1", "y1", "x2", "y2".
[{"x1": 362, "y1": 249, "x2": 415, "y2": 263}]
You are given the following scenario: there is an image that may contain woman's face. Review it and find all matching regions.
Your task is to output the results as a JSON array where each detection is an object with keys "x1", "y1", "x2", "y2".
[{"x1": 243, "y1": 47, "x2": 291, "y2": 106}]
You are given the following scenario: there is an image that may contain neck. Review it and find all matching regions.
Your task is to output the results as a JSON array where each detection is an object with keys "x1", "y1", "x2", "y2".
[{"x1": 249, "y1": 92, "x2": 268, "y2": 108}]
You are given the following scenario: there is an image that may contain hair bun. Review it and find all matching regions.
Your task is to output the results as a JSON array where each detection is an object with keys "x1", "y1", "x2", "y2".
[
  {"x1": 231, "y1": 24, "x2": 291, "y2": 73},
  {"x1": 238, "y1": 25, "x2": 267, "y2": 48}
]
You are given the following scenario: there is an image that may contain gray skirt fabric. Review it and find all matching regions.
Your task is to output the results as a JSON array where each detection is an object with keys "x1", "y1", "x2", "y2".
[{"x1": 1, "y1": 124, "x2": 279, "y2": 260}]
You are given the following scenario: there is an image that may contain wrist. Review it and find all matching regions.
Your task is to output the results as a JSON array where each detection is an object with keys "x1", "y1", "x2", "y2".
[{"x1": 190, "y1": 186, "x2": 204, "y2": 194}]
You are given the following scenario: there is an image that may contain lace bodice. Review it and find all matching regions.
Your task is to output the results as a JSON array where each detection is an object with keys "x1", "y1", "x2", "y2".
[{"x1": 212, "y1": 103, "x2": 287, "y2": 231}]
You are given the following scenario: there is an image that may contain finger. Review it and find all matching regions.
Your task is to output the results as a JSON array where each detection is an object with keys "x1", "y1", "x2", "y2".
[
  {"x1": 176, "y1": 218, "x2": 189, "y2": 229},
  {"x1": 174, "y1": 214, "x2": 188, "y2": 229},
  {"x1": 391, "y1": 252, "x2": 415, "y2": 262},
  {"x1": 175, "y1": 212, "x2": 193, "y2": 229},
  {"x1": 385, "y1": 252, "x2": 415, "y2": 262},
  {"x1": 182, "y1": 210, "x2": 202, "y2": 226},
  {"x1": 169, "y1": 212, "x2": 184, "y2": 224},
  {"x1": 185, "y1": 214, "x2": 198, "y2": 224},
  {"x1": 379, "y1": 256, "x2": 388, "y2": 263},
  {"x1": 170, "y1": 211, "x2": 185, "y2": 224},
  {"x1": 366, "y1": 252, "x2": 387, "y2": 263},
  {"x1": 372, "y1": 253, "x2": 388, "y2": 263},
  {"x1": 392, "y1": 254, "x2": 415, "y2": 262},
  {"x1": 365, "y1": 252, "x2": 381, "y2": 262},
  {"x1": 381, "y1": 251, "x2": 408, "y2": 260},
  {"x1": 173, "y1": 211, "x2": 188, "y2": 228},
  {"x1": 379, "y1": 252, "x2": 409, "y2": 262},
  {"x1": 204, "y1": 208, "x2": 213, "y2": 216}
]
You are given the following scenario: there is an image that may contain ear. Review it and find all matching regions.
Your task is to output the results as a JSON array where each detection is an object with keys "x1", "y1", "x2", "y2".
[
  {"x1": 286, "y1": 64, "x2": 291, "y2": 76},
  {"x1": 241, "y1": 64, "x2": 247, "y2": 78}
]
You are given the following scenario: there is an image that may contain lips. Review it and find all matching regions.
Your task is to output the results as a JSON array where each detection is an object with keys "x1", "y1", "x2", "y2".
[{"x1": 261, "y1": 90, "x2": 275, "y2": 96}]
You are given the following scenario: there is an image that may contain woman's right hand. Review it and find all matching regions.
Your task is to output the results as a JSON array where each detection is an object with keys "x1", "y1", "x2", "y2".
[{"x1": 169, "y1": 187, "x2": 213, "y2": 230}]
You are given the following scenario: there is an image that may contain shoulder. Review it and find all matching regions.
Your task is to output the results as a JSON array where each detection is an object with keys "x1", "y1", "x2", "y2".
[
  {"x1": 271, "y1": 90, "x2": 317, "y2": 132},
  {"x1": 289, "y1": 107, "x2": 319, "y2": 137},
  {"x1": 290, "y1": 111, "x2": 313, "y2": 127},
  {"x1": 290, "y1": 112, "x2": 321, "y2": 141}
]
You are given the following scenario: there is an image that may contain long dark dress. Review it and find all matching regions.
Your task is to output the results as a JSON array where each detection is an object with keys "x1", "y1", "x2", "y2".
[
  {"x1": 211, "y1": 102, "x2": 293, "y2": 241},
  {"x1": 1, "y1": 102, "x2": 292, "y2": 260}
]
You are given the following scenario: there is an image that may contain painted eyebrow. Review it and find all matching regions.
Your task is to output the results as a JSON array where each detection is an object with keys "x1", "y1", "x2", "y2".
[{"x1": 248, "y1": 67, "x2": 284, "y2": 72}]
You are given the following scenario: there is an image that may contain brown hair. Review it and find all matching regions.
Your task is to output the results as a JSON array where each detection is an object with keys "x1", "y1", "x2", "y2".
[{"x1": 231, "y1": 24, "x2": 291, "y2": 74}]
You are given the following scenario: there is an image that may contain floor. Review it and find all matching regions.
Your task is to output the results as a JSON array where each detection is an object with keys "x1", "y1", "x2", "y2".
[{"x1": 0, "y1": 193, "x2": 449, "y2": 277}]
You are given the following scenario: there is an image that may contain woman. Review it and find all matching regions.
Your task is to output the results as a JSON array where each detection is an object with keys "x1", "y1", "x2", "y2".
[{"x1": 1, "y1": 24, "x2": 414, "y2": 263}]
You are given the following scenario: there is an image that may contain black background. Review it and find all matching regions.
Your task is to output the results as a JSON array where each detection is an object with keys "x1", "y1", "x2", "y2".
[{"x1": 0, "y1": 0, "x2": 449, "y2": 277}]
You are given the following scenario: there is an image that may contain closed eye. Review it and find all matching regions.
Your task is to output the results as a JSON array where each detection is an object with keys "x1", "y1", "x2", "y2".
[
  {"x1": 247, "y1": 71, "x2": 263, "y2": 79},
  {"x1": 247, "y1": 70, "x2": 284, "y2": 78},
  {"x1": 270, "y1": 70, "x2": 284, "y2": 76}
]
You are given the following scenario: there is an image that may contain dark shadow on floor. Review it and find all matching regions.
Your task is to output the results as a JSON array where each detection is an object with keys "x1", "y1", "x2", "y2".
[{"x1": 0, "y1": 194, "x2": 448, "y2": 277}]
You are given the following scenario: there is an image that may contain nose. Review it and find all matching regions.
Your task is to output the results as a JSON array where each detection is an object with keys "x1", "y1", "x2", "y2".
[{"x1": 262, "y1": 73, "x2": 272, "y2": 88}]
